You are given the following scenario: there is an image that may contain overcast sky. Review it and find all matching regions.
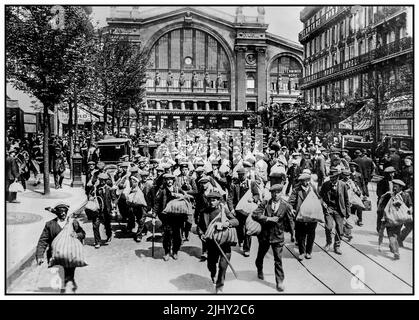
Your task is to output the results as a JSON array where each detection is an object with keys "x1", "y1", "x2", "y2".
[{"x1": 91, "y1": 6, "x2": 304, "y2": 43}]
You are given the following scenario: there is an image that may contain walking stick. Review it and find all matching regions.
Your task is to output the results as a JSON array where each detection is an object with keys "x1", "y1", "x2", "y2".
[
  {"x1": 213, "y1": 238, "x2": 238, "y2": 279},
  {"x1": 152, "y1": 216, "x2": 155, "y2": 258}
]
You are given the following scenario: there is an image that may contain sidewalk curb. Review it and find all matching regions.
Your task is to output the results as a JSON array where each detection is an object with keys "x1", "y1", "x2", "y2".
[{"x1": 6, "y1": 199, "x2": 88, "y2": 288}]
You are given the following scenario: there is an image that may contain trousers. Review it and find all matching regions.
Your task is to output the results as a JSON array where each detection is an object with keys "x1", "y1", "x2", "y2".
[
  {"x1": 399, "y1": 221, "x2": 413, "y2": 243},
  {"x1": 255, "y1": 240, "x2": 284, "y2": 285},
  {"x1": 324, "y1": 211, "x2": 344, "y2": 248},
  {"x1": 236, "y1": 211, "x2": 251, "y2": 253},
  {"x1": 206, "y1": 241, "x2": 231, "y2": 289},
  {"x1": 54, "y1": 171, "x2": 64, "y2": 188},
  {"x1": 92, "y1": 212, "x2": 112, "y2": 245},
  {"x1": 387, "y1": 225, "x2": 402, "y2": 255},
  {"x1": 162, "y1": 221, "x2": 183, "y2": 255},
  {"x1": 351, "y1": 205, "x2": 363, "y2": 222},
  {"x1": 133, "y1": 206, "x2": 146, "y2": 239},
  {"x1": 295, "y1": 221, "x2": 317, "y2": 255}
]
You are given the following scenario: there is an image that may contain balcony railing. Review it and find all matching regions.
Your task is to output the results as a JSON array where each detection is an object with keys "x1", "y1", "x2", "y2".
[
  {"x1": 299, "y1": 6, "x2": 350, "y2": 42},
  {"x1": 302, "y1": 36, "x2": 412, "y2": 86}
]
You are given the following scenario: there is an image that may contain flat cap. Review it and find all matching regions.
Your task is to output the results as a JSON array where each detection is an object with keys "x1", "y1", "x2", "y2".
[
  {"x1": 179, "y1": 161, "x2": 189, "y2": 167},
  {"x1": 292, "y1": 152, "x2": 300, "y2": 156},
  {"x1": 52, "y1": 203, "x2": 70, "y2": 211},
  {"x1": 97, "y1": 162, "x2": 105, "y2": 169},
  {"x1": 269, "y1": 184, "x2": 283, "y2": 192},
  {"x1": 237, "y1": 167, "x2": 246, "y2": 174},
  {"x1": 139, "y1": 170, "x2": 149, "y2": 176},
  {"x1": 389, "y1": 147, "x2": 397, "y2": 152},
  {"x1": 98, "y1": 173, "x2": 109, "y2": 180},
  {"x1": 354, "y1": 150, "x2": 362, "y2": 155},
  {"x1": 149, "y1": 159, "x2": 160, "y2": 164},
  {"x1": 198, "y1": 176, "x2": 210, "y2": 184},
  {"x1": 211, "y1": 159, "x2": 220, "y2": 165},
  {"x1": 384, "y1": 166, "x2": 396, "y2": 173},
  {"x1": 129, "y1": 166, "x2": 139, "y2": 173},
  {"x1": 162, "y1": 163, "x2": 172, "y2": 169},
  {"x1": 349, "y1": 162, "x2": 359, "y2": 167},
  {"x1": 302, "y1": 169, "x2": 312, "y2": 174},
  {"x1": 392, "y1": 179, "x2": 405, "y2": 187},
  {"x1": 195, "y1": 167, "x2": 205, "y2": 173},
  {"x1": 341, "y1": 169, "x2": 351, "y2": 176},
  {"x1": 298, "y1": 173, "x2": 311, "y2": 181},
  {"x1": 88, "y1": 161, "x2": 96, "y2": 165},
  {"x1": 329, "y1": 167, "x2": 340, "y2": 176},
  {"x1": 242, "y1": 161, "x2": 252, "y2": 168},
  {"x1": 163, "y1": 173, "x2": 175, "y2": 179},
  {"x1": 134, "y1": 154, "x2": 141, "y2": 159},
  {"x1": 206, "y1": 191, "x2": 222, "y2": 199}
]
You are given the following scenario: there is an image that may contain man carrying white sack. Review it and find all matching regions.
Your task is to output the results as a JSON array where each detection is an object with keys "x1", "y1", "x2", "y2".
[
  {"x1": 36, "y1": 203, "x2": 86, "y2": 294},
  {"x1": 288, "y1": 173, "x2": 322, "y2": 261}
]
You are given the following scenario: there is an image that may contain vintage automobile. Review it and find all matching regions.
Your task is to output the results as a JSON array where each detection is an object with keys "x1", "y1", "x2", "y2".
[
  {"x1": 97, "y1": 137, "x2": 132, "y2": 164},
  {"x1": 341, "y1": 135, "x2": 374, "y2": 158}
]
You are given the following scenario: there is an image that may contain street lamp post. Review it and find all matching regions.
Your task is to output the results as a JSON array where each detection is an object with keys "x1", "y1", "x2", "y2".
[{"x1": 71, "y1": 138, "x2": 83, "y2": 188}]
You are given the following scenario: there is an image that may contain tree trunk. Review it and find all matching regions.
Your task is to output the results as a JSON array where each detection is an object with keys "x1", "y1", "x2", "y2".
[
  {"x1": 103, "y1": 99, "x2": 108, "y2": 135},
  {"x1": 68, "y1": 101, "x2": 74, "y2": 179},
  {"x1": 111, "y1": 102, "x2": 115, "y2": 135},
  {"x1": 74, "y1": 86, "x2": 78, "y2": 143},
  {"x1": 43, "y1": 103, "x2": 51, "y2": 195},
  {"x1": 90, "y1": 111, "x2": 94, "y2": 146}
]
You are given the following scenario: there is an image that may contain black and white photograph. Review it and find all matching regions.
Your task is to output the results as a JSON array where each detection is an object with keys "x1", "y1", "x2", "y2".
[{"x1": 3, "y1": 3, "x2": 414, "y2": 295}]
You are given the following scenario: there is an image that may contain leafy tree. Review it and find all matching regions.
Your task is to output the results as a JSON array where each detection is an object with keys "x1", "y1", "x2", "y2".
[
  {"x1": 95, "y1": 29, "x2": 148, "y2": 136},
  {"x1": 6, "y1": 6, "x2": 94, "y2": 194}
]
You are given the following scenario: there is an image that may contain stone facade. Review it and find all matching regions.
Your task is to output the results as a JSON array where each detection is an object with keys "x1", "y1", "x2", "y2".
[{"x1": 107, "y1": 6, "x2": 303, "y2": 129}]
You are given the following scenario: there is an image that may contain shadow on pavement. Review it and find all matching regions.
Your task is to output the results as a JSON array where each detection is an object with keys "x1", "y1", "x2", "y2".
[
  {"x1": 179, "y1": 246, "x2": 202, "y2": 260},
  {"x1": 135, "y1": 247, "x2": 165, "y2": 259},
  {"x1": 33, "y1": 286, "x2": 61, "y2": 293},
  {"x1": 225, "y1": 270, "x2": 277, "y2": 291},
  {"x1": 352, "y1": 229, "x2": 379, "y2": 237},
  {"x1": 169, "y1": 273, "x2": 214, "y2": 293}
]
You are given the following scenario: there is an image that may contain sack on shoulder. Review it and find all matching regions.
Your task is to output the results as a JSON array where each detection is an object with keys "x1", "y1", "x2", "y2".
[
  {"x1": 297, "y1": 190, "x2": 324, "y2": 223},
  {"x1": 50, "y1": 218, "x2": 87, "y2": 268},
  {"x1": 384, "y1": 196, "x2": 411, "y2": 226},
  {"x1": 9, "y1": 182, "x2": 24, "y2": 193}
]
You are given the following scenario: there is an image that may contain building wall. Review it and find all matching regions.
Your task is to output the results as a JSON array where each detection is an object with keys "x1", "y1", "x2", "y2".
[
  {"x1": 107, "y1": 7, "x2": 304, "y2": 129},
  {"x1": 298, "y1": 5, "x2": 413, "y2": 136}
]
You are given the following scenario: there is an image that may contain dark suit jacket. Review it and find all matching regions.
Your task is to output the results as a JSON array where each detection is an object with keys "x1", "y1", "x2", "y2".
[
  {"x1": 153, "y1": 185, "x2": 181, "y2": 223},
  {"x1": 197, "y1": 204, "x2": 239, "y2": 236},
  {"x1": 288, "y1": 183, "x2": 320, "y2": 214},
  {"x1": 96, "y1": 184, "x2": 116, "y2": 214},
  {"x1": 315, "y1": 155, "x2": 326, "y2": 178},
  {"x1": 320, "y1": 180, "x2": 350, "y2": 218},
  {"x1": 351, "y1": 171, "x2": 367, "y2": 196},
  {"x1": 36, "y1": 218, "x2": 85, "y2": 262},
  {"x1": 357, "y1": 156, "x2": 374, "y2": 182},
  {"x1": 6, "y1": 156, "x2": 19, "y2": 181},
  {"x1": 227, "y1": 179, "x2": 250, "y2": 212},
  {"x1": 252, "y1": 199, "x2": 294, "y2": 244},
  {"x1": 377, "y1": 178, "x2": 391, "y2": 200},
  {"x1": 175, "y1": 174, "x2": 198, "y2": 196}
]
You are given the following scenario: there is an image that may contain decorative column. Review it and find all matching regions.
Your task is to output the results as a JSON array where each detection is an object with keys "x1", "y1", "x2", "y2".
[
  {"x1": 205, "y1": 101, "x2": 210, "y2": 111},
  {"x1": 193, "y1": 101, "x2": 198, "y2": 111},
  {"x1": 217, "y1": 101, "x2": 222, "y2": 111},
  {"x1": 168, "y1": 100, "x2": 173, "y2": 110},
  {"x1": 156, "y1": 100, "x2": 161, "y2": 110},
  {"x1": 256, "y1": 47, "x2": 267, "y2": 108},
  {"x1": 180, "y1": 100, "x2": 186, "y2": 110},
  {"x1": 235, "y1": 45, "x2": 247, "y2": 111}
]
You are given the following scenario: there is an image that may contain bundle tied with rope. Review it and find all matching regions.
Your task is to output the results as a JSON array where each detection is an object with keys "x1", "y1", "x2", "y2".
[{"x1": 204, "y1": 205, "x2": 238, "y2": 246}]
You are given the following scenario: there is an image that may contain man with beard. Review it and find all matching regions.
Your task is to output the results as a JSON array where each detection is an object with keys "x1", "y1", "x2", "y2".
[{"x1": 252, "y1": 184, "x2": 294, "y2": 292}]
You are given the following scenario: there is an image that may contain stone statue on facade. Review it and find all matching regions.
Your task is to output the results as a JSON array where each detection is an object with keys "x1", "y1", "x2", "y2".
[
  {"x1": 216, "y1": 73, "x2": 223, "y2": 88},
  {"x1": 204, "y1": 72, "x2": 211, "y2": 87},
  {"x1": 179, "y1": 71, "x2": 185, "y2": 86},
  {"x1": 167, "y1": 71, "x2": 173, "y2": 86},
  {"x1": 192, "y1": 71, "x2": 199, "y2": 87},
  {"x1": 155, "y1": 71, "x2": 161, "y2": 86}
]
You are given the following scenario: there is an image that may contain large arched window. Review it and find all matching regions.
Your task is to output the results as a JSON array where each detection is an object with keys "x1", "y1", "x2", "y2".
[
  {"x1": 269, "y1": 55, "x2": 303, "y2": 95},
  {"x1": 147, "y1": 28, "x2": 230, "y2": 93}
]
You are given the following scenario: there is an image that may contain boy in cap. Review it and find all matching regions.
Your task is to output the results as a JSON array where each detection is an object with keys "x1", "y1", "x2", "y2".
[
  {"x1": 197, "y1": 191, "x2": 239, "y2": 293},
  {"x1": 36, "y1": 203, "x2": 85, "y2": 293},
  {"x1": 349, "y1": 162, "x2": 367, "y2": 226},
  {"x1": 53, "y1": 147, "x2": 66, "y2": 189},
  {"x1": 376, "y1": 166, "x2": 396, "y2": 232},
  {"x1": 252, "y1": 183, "x2": 294, "y2": 292}
]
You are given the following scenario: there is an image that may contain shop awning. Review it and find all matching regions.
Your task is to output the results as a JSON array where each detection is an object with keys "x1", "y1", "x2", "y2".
[
  {"x1": 384, "y1": 94, "x2": 413, "y2": 119},
  {"x1": 6, "y1": 83, "x2": 53, "y2": 114},
  {"x1": 338, "y1": 99, "x2": 374, "y2": 131}
]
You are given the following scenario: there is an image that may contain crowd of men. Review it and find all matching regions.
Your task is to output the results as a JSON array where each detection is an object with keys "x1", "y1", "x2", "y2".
[
  {"x1": 76, "y1": 129, "x2": 413, "y2": 293},
  {"x1": 6, "y1": 128, "x2": 413, "y2": 293}
]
